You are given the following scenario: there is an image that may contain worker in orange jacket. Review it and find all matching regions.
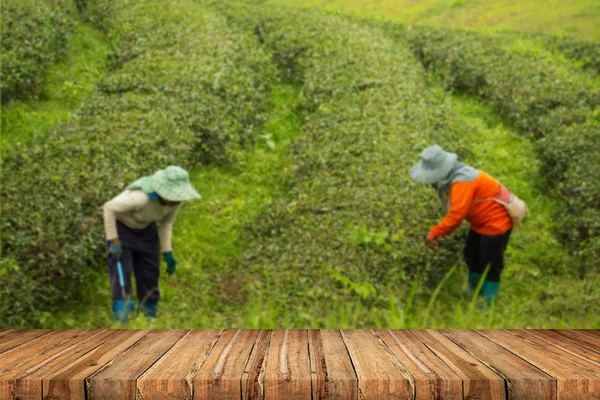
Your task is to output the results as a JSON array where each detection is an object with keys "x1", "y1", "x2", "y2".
[{"x1": 410, "y1": 145, "x2": 513, "y2": 306}]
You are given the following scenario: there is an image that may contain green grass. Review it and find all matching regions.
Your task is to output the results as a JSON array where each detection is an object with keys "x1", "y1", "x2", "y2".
[
  {"x1": 270, "y1": 0, "x2": 600, "y2": 40},
  {"x1": 1, "y1": 22, "x2": 109, "y2": 152}
]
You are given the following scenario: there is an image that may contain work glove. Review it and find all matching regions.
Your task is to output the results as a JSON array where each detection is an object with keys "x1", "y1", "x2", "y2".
[
  {"x1": 164, "y1": 252, "x2": 177, "y2": 275},
  {"x1": 108, "y1": 241, "x2": 122, "y2": 259}
]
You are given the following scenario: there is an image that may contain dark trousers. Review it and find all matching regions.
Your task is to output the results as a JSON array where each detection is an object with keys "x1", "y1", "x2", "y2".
[
  {"x1": 463, "y1": 228, "x2": 512, "y2": 282},
  {"x1": 106, "y1": 220, "x2": 160, "y2": 303}
]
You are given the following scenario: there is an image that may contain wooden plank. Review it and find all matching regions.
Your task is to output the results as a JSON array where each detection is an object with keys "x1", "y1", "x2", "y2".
[
  {"x1": 567, "y1": 330, "x2": 600, "y2": 351},
  {"x1": 8, "y1": 330, "x2": 119, "y2": 400},
  {"x1": 341, "y1": 329, "x2": 413, "y2": 399},
  {"x1": 439, "y1": 330, "x2": 555, "y2": 399},
  {"x1": 193, "y1": 329, "x2": 260, "y2": 399},
  {"x1": 86, "y1": 329, "x2": 187, "y2": 400},
  {"x1": 242, "y1": 329, "x2": 272, "y2": 400},
  {"x1": 410, "y1": 330, "x2": 506, "y2": 400},
  {"x1": 379, "y1": 330, "x2": 462, "y2": 400},
  {"x1": 574, "y1": 330, "x2": 600, "y2": 339},
  {"x1": 309, "y1": 329, "x2": 358, "y2": 400},
  {"x1": 0, "y1": 330, "x2": 52, "y2": 355},
  {"x1": 501, "y1": 330, "x2": 600, "y2": 373},
  {"x1": 478, "y1": 329, "x2": 600, "y2": 399},
  {"x1": 308, "y1": 330, "x2": 326, "y2": 400},
  {"x1": 0, "y1": 330, "x2": 98, "y2": 400},
  {"x1": 550, "y1": 330, "x2": 600, "y2": 354},
  {"x1": 0, "y1": 330, "x2": 91, "y2": 375},
  {"x1": 0, "y1": 330, "x2": 15, "y2": 340},
  {"x1": 525, "y1": 330, "x2": 600, "y2": 366},
  {"x1": 136, "y1": 329, "x2": 223, "y2": 399},
  {"x1": 263, "y1": 329, "x2": 312, "y2": 400},
  {"x1": 43, "y1": 329, "x2": 150, "y2": 400}
]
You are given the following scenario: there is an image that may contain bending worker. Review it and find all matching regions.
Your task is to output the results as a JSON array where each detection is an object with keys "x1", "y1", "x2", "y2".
[
  {"x1": 410, "y1": 145, "x2": 514, "y2": 306},
  {"x1": 103, "y1": 165, "x2": 200, "y2": 321}
]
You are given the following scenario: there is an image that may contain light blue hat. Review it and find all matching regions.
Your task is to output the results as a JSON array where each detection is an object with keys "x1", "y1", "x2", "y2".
[
  {"x1": 127, "y1": 166, "x2": 201, "y2": 201},
  {"x1": 410, "y1": 145, "x2": 458, "y2": 184}
]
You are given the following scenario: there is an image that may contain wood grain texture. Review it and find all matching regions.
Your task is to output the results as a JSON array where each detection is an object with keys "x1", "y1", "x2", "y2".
[
  {"x1": 564, "y1": 330, "x2": 600, "y2": 352},
  {"x1": 311, "y1": 329, "x2": 357, "y2": 400},
  {"x1": 10, "y1": 330, "x2": 119, "y2": 400},
  {"x1": 410, "y1": 330, "x2": 506, "y2": 400},
  {"x1": 549, "y1": 330, "x2": 600, "y2": 354},
  {"x1": 43, "y1": 329, "x2": 150, "y2": 400},
  {"x1": 263, "y1": 329, "x2": 312, "y2": 400},
  {"x1": 308, "y1": 329, "x2": 327, "y2": 400},
  {"x1": 193, "y1": 329, "x2": 260, "y2": 400},
  {"x1": 86, "y1": 329, "x2": 186, "y2": 400},
  {"x1": 341, "y1": 329, "x2": 413, "y2": 399},
  {"x1": 574, "y1": 330, "x2": 600, "y2": 339},
  {"x1": 0, "y1": 329, "x2": 597, "y2": 400},
  {"x1": 439, "y1": 329, "x2": 555, "y2": 400},
  {"x1": 0, "y1": 329, "x2": 52, "y2": 354},
  {"x1": 242, "y1": 329, "x2": 272, "y2": 400},
  {"x1": 136, "y1": 329, "x2": 223, "y2": 400},
  {"x1": 0, "y1": 330, "x2": 15, "y2": 340},
  {"x1": 524, "y1": 330, "x2": 600, "y2": 367},
  {"x1": 0, "y1": 329, "x2": 99, "y2": 400},
  {"x1": 478, "y1": 329, "x2": 600, "y2": 399},
  {"x1": 380, "y1": 329, "x2": 462, "y2": 400},
  {"x1": 0, "y1": 330, "x2": 92, "y2": 375}
]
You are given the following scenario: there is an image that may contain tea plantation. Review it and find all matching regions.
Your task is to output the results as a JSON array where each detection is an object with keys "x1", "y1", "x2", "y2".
[{"x1": 1, "y1": 0, "x2": 598, "y2": 328}]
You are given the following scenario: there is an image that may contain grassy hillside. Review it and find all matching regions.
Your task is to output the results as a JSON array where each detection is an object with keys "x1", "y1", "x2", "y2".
[{"x1": 271, "y1": 0, "x2": 600, "y2": 40}]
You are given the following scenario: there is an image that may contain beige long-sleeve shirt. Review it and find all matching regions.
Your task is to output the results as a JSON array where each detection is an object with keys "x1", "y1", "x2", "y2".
[{"x1": 103, "y1": 190, "x2": 180, "y2": 253}]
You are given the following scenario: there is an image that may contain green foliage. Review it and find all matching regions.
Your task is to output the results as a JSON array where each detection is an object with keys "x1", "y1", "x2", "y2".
[
  {"x1": 0, "y1": 0, "x2": 75, "y2": 102},
  {"x1": 0, "y1": 0, "x2": 274, "y2": 327},
  {"x1": 400, "y1": 24, "x2": 600, "y2": 271},
  {"x1": 2, "y1": 22, "x2": 111, "y2": 151},
  {"x1": 0, "y1": 258, "x2": 38, "y2": 327},
  {"x1": 504, "y1": 31, "x2": 600, "y2": 75},
  {"x1": 544, "y1": 36, "x2": 600, "y2": 75}
]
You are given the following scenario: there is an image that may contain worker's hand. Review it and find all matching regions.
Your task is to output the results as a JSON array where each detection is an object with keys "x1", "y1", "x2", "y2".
[
  {"x1": 108, "y1": 241, "x2": 122, "y2": 260},
  {"x1": 425, "y1": 233, "x2": 439, "y2": 250},
  {"x1": 164, "y1": 252, "x2": 177, "y2": 275}
]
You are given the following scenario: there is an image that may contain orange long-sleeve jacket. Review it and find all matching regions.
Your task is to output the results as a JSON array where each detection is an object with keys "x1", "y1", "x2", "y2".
[{"x1": 428, "y1": 171, "x2": 513, "y2": 240}]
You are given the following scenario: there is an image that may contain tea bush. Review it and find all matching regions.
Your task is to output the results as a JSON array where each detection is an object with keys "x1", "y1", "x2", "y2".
[
  {"x1": 399, "y1": 25, "x2": 600, "y2": 271},
  {"x1": 0, "y1": 0, "x2": 274, "y2": 326},
  {"x1": 544, "y1": 36, "x2": 600, "y2": 75},
  {"x1": 505, "y1": 31, "x2": 600, "y2": 75},
  {"x1": 210, "y1": 2, "x2": 474, "y2": 311},
  {"x1": 1, "y1": 0, "x2": 74, "y2": 102}
]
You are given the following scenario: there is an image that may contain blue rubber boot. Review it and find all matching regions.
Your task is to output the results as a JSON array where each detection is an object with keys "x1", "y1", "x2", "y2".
[
  {"x1": 112, "y1": 300, "x2": 135, "y2": 323},
  {"x1": 481, "y1": 280, "x2": 500, "y2": 308},
  {"x1": 464, "y1": 271, "x2": 483, "y2": 299},
  {"x1": 140, "y1": 301, "x2": 158, "y2": 318}
]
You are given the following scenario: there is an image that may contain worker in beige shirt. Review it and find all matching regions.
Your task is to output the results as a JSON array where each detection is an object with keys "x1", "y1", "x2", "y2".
[{"x1": 104, "y1": 166, "x2": 200, "y2": 322}]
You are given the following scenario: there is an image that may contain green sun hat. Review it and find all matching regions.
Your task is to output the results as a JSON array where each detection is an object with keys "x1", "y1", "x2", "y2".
[
  {"x1": 409, "y1": 144, "x2": 458, "y2": 184},
  {"x1": 128, "y1": 166, "x2": 201, "y2": 201}
]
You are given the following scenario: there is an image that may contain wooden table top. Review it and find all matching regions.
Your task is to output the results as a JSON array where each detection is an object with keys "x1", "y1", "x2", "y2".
[{"x1": 0, "y1": 329, "x2": 599, "y2": 399}]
